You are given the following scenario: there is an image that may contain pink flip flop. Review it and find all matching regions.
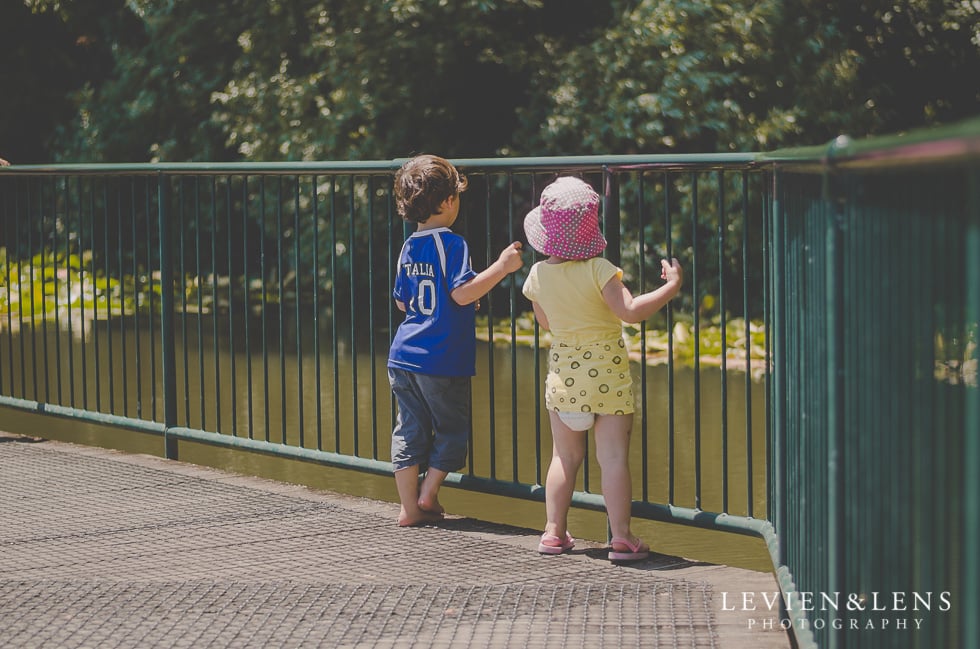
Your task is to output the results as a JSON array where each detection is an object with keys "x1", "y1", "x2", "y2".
[
  {"x1": 608, "y1": 537, "x2": 650, "y2": 562},
  {"x1": 538, "y1": 531, "x2": 575, "y2": 555}
]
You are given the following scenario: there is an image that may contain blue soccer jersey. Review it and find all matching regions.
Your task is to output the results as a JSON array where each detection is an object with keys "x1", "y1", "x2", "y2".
[{"x1": 388, "y1": 228, "x2": 479, "y2": 376}]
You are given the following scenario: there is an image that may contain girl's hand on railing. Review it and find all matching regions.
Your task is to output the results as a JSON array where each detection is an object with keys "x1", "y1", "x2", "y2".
[{"x1": 660, "y1": 258, "x2": 683, "y2": 290}]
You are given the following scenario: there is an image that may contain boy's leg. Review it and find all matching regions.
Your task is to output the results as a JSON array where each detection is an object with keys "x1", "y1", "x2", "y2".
[
  {"x1": 418, "y1": 468, "x2": 448, "y2": 514},
  {"x1": 593, "y1": 413, "x2": 646, "y2": 549},
  {"x1": 543, "y1": 411, "x2": 587, "y2": 539},
  {"x1": 394, "y1": 465, "x2": 443, "y2": 526},
  {"x1": 389, "y1": 368, "x2": 442, "y2": 526},
  {"x1": 419, "y1": 374, "x2": 471, "y2": 515}
]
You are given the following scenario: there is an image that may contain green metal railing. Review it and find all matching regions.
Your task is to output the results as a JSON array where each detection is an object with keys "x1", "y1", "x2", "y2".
[
  {"x1": 1, "y1": 119, "x2": 978, "y2": 649},
  {"x1": 760, "y1": 119, "x2": 980, "y2": 649}
]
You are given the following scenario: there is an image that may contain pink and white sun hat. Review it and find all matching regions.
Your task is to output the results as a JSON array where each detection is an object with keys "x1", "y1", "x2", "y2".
[{"x1": 523, "y1": 176, "x2": 606, "y2": 260}]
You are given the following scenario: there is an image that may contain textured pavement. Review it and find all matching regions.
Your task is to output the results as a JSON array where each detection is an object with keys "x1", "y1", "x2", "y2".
[{"x1": 0, "y1": 432, "x2": 788, "y2": 648}]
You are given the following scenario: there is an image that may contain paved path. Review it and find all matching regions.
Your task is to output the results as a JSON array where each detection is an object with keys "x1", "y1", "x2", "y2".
[{"x1": 0, "y1": 432, "x2": 789, "y2": 648}]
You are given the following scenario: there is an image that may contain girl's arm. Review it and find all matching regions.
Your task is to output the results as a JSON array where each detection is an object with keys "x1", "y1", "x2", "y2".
[
  {"x1": 602, "y1": 258, "x2": 683, "y2": 324},
  {"x1": 530, "y1": 300, "x2": 551, "y2": 331}
]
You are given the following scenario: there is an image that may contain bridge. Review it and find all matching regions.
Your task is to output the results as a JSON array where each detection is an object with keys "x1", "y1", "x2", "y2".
[{"x1": 1, "y1": 117, "x2": 978, "y2": 648}]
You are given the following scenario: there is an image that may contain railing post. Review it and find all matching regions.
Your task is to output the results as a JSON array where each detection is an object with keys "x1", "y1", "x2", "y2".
[
  {"x1": 822, "y1": 138, "x2": 848, "y2": 649},
  {"x1": 769, "y1": 168, "x2": 786, "y2": 562},
  {"x1": 157, "y1": 172, "x2": 179, "y2": 460},
  {"x1": 602, "y1": 166, "x2": 620, "y2": 266},
  {"x1": 964, "y1": 161, "x2": 980, "y2": 649}
]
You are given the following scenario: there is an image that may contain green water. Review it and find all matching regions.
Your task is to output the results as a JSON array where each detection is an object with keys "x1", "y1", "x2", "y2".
[{"x1": 1, "y1": 313, "x2": 773, "y2": 572}]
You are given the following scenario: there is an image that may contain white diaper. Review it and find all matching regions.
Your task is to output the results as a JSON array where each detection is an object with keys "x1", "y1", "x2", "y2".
[{"x1": 557, "y1": 411, "x2": 595, "y2": 431}]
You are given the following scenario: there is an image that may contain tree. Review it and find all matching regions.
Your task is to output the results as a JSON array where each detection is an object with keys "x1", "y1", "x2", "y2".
[
  {"x1": 520, "y1": 0, "x2": 980, "y2": 155},
  {"x1": 211, "y1": 0, "x2": 610, "y2": 160},
  {"x1": 21, "y1": 0, "x2": 980, "y2": 162},
  {"x1": 0, "y1": 0, "x2": 125, "y2": 163}
]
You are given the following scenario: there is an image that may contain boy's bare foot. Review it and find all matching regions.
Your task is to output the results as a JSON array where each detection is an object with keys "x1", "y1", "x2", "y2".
[
  {"x1": 397, "y1": 506, "x2": 443, "y2": 527},
  {"x1": 417, "y1": 494, "x2": 445, "y2": 515}
]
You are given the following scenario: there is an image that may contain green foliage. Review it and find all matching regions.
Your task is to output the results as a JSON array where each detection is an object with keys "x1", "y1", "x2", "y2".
[
  {"x1": 478, "y1": 311, "x2": 769, "y2": 375},
  {"x1": 8, "y1": 1, "x2": 977, "y2": 160}
]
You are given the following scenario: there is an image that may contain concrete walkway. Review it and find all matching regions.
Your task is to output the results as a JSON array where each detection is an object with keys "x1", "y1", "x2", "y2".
[{"x1": 0, "y1": 431, "x2": 789, "y2": 648}]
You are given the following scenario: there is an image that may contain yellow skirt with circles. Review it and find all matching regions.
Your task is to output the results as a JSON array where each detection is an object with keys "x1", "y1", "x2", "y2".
[{"x1": 545, "y1": 337, "x2": 634, "y2": 415}]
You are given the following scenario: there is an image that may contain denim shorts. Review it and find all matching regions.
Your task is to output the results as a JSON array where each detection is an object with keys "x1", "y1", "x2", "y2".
[{"x1": 388, "y1": 367, "x2": 471, "y2": 473}]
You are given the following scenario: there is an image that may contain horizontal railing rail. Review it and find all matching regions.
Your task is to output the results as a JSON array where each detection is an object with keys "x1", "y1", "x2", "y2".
[{"x1": 0, "y1": 156, "x2": 771, "y2": 540}]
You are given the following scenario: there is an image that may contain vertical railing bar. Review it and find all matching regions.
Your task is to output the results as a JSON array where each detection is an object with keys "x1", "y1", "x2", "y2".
[
  {"x1": 530, "y1": 173, "x2": 542, "y2": 487},
  {"x1": 762, "y1": 171, "x2": 772, "y2": 523},
  {"x1": 0, "y1": 179, "x2": 11, "y2": 396},
  {"x1": 129, "y1": 178, "x2": 149, "y2": 419},
  {"x1": 770, "y1": 168, "x2": 787, "y2": 560},
  {"x1": 65, "y1": 177, "x2": 76, "y2": 408},
  {"x1": 178, "y1": 178, "x2": 189, "y2": 425},
  {"x1": 243, "y1": 175, "x2": 255, "y2": 439},
  {"x1": 508, "y1": 172, "x2": 519, "y2": 483},
  {"x1": 2, "y1": 182, "x2": 13, "y2": 395},
  {"x1": 259, "y1": 176, "x2": 276, "y2": 442},
  {"x1": 312, "y1": 174, "x2": 323, "y2": 450},
  {"x1": 664, "y1": 172, "x2": 675, "y2": 506},
  {"x1": 65, "y1": 175, "x2": 77, "y2": 408},
  {"x1": 0, "y1": 181, "x2": 5, "y2": 397},
  {"x1": 43, "y1": 178, "x2": 55, "y2": 404},
  {"x1": 73, "y1": 177, "x2": 92, "y2": 409},
  {"x1": 210, "y1": 176, "x2": 221, "y2": 433},
  {"x1": 387, "y1": 179, "x2": 397, "y2": 451},
  {"x1": 194, "y1": 177, "x2": 206, "y2": 429},
  {"x1": 741, "y1": 171, "x2": 754, "y2": 518},
  {"x1": 0, "y1": 182, "x2": 7, "y2": 396},
  {"x1": 44, "y1": 177, "x2": 61, "y2": 404},
  {"x1": 262, "y1": 176, "x2": 274, "y2": 442},
  {"x1": 277, "y1": 176, "x2": 286, "y2": 444},
  {"x1": 485, "y1": 174, "x2": 497, "y2": 479},
  {"x1": 463, "y1": 183, "x2": 476, "y2": 476},
  {"x1": 312, "y1": 175, "x2": 322, "y2": 450},
  {"x1": 692, "y1": 172, "x2": 702, "y2": 510},
  {"x1": 90, "y1": 179, "x2": 101, "y2": 411},
  {"x1": 260, "y1": 176, "x2": 270, "y2": 441},
  {"x1": 27, "y1": 180, "x2": 39, "y2": 401},
  {"x1": 39, "y1": 178, "x2": 51, "y2": 405},
  {"x1": 331, "y1": 176, "x2": 340, "y2": 450},
  {"x1": 52, "y1": 177, "x2": 63, "y2": 405},
  {"x1": 227, "y1": 177, "x2": 238, "y2": 435},
  {"x1": 718, "y1": 170, "x2": 729, "y2": 513},
  {"x1": 104, "y1": 178, "x2": 115, "y2": 414},
  {"x1": 145, "y1": 176, "x2": 155, "y2": 421},
  {"x1": 294, "y1": 176, "x2": 305, "y2": 447},
  {"x1": 158, "y1": 172, "x2": 179, "y2": 459},
  {"x1": 367, "y1": 175, "x2": 378, "y2": 458},
  {"x1": 962, "y1": 161, "x2": 980, "y2": 649},
  {"x1": 15, "y1": 185, "x2": 27, "y2": 399},
  {"x1": 637, "y1": 172, "x2": 649, "y2": 501},
  {"x1": 117, "y1": 177, "x2": 127, "y2": 415},
  {"x1": 825, "y1": 173, "x2": 845, "y2": 645},
  {"x1": 2, "y1": 184, "x2": 11, "y2": 393},
  {"x1": 349, "y1": 175, "x2": 359, "y2": 455}
]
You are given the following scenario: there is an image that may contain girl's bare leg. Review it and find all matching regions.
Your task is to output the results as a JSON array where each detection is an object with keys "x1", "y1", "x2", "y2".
[
  {"x1": 593, "y1": 414, "x2": 645, "y2": 546},
  {"x1": 542, "y1": 412, "x2": 587, "y2": 539}
]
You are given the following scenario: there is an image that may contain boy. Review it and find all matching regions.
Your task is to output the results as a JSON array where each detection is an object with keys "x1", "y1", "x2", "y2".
[{"x1": 388, "y1": 154, "x2": 523, "y2": 526}]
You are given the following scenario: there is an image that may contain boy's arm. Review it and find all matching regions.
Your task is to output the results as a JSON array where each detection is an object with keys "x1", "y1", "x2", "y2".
[
  {"x1": 395, "y1": 299, "x2": 406, "y2": 312},
  {"x1": 450, "y1": 242, "x2": 523, "y2": 306}
]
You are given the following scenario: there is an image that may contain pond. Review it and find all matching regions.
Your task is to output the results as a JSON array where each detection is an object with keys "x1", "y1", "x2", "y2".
[{"x1": 0, "y1": 309, "x2": 773, "y2": 572}]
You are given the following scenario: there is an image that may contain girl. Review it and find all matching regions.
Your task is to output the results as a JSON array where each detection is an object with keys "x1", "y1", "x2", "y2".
[{"x1": 521, "y1": 176, "x2": 683, "y2": 561}]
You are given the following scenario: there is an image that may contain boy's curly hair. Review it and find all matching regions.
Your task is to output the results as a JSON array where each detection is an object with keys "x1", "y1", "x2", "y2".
[{"x1": 394, "y1": 155, "x2": 468, "y2": 224}]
